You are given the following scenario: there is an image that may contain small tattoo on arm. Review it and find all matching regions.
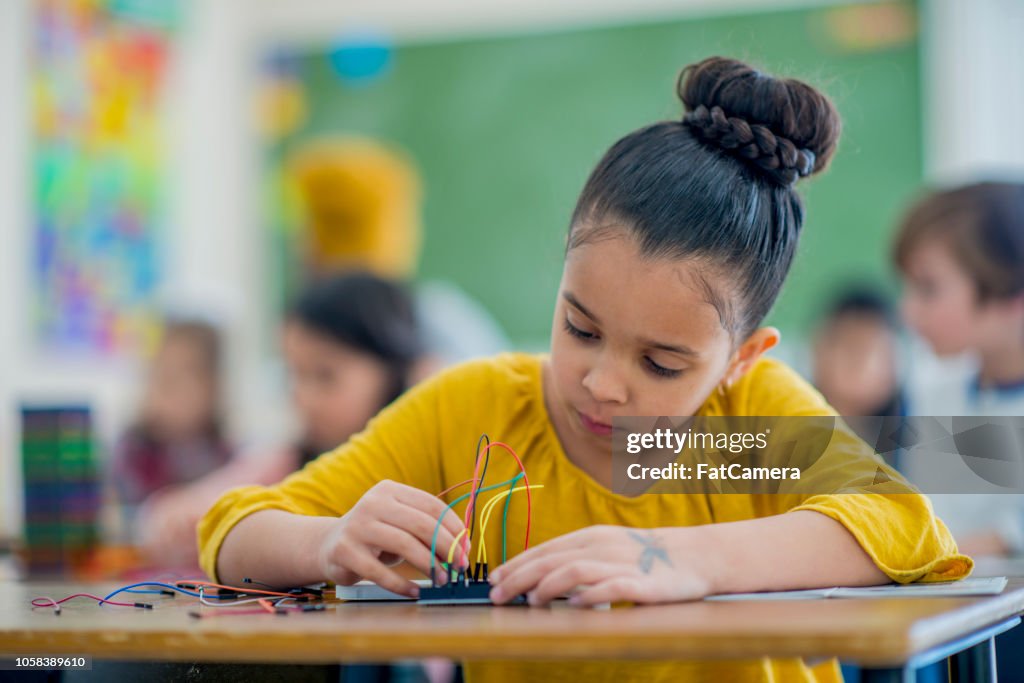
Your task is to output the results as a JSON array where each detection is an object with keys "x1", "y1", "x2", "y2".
[{"x1": 628, "y1": 530, "x2": 673, "y2": 574}]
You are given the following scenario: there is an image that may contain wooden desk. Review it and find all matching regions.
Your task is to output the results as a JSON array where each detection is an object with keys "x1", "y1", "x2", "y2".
[{"x1": 2, "y1": 580, "x2": 1023, "y2": 682}]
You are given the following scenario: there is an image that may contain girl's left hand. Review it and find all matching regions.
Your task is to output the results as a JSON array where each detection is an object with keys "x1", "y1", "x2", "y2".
[{"x1": 487, "y1": 525, "x2": 713, "y2": 607}]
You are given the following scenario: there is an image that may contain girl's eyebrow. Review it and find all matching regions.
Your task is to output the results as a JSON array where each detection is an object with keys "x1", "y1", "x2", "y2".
[
  {"x1": 639, "y1": 337, "x2": 699, "y2": 358},
  {"x1": 563, "y1": 291, "x2": 699, "y2": 358},
  {"x1": 563, "y1": 292, "x2": 600, "y2": 323}
]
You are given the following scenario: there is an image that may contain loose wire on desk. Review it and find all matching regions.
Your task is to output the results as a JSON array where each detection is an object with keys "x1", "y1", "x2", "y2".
[
  {"x1": 242, "y1": 577, "x2": 326, "y2": 599},
  {"x1": 32, "y1": 579, "x2": 324, "y2": 616},
  {"x1": 101, "y1": 581, "x2": 203, "y2": 603},
  {"x1": 189, "y1": 591, "x2": 325, "y2": 619},
  {"x1": 174, "y1": 580, "x2": 320, "y2": 600},
  {"x1": 31, "y1": 593, "x2": 152, "y2": 613},
  {"x1": 121, "y1": 588, "x2": 178, "y2": 597},
  {"x1": 32, "y1": 583, "x2": 198, "y2": 613},
  {"x1": 192, "y1": 589, "x2": 285, "y2": 616},
  {"x1": 101, "y1": 579, "x2": 318, "y2": 605},
  {"x1": 197, "y1": 586, "x2": 278, "y2": 608}
]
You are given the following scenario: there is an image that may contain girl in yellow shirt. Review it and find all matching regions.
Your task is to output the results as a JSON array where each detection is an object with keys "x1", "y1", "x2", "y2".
[{"x1": 199, "y1": 56, "x2": 969, "y2": 682}]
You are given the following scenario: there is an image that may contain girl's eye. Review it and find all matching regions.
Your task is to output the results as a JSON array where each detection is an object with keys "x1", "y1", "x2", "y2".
[
  {"x1": 564, "y1": 318, "x2": 597, "y2": 342},
  {"x1": 645, "y1": 356, "x2": 683, "y2": 379}
]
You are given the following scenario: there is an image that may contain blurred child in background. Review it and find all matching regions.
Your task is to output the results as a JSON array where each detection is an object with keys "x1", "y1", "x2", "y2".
[
  {"x1": 110, "y1": 318, "x2": 232, "y2": 518},
  {"x1": 894, "y1": 180, "x2": 1024, "y2": 558},
  {"x1": 812, "y1": 286, "x2": 904, "y2": 419},
  {"x1": 134, "y1": 272, "x2": 430, "y2": 567},
  {"x1": 288, "y1": 136, "x2": 508, "y2": 364}
]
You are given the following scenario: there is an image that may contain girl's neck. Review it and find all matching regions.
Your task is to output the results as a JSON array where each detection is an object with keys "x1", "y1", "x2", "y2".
[{"x1": 976, "y1": 328, "x2": 1024, "y2": 388}]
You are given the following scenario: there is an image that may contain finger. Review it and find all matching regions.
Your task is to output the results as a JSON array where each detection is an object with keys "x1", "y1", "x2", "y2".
[
  {"x1": 335, "y1": 548, "x2": 422, "y2": 598},
  {"x1": 369, "y1": 481, "x2": 467, "y2": 563},
  {"x1": 490, "y1": 527, "x2": 610, "y2": 583},
  {"x1": 489, "y1": 548, "x2": 593, "y2": 604},
  {"x1": 378, "y1": 504, "x2": 461, "y2": 570},
  {"x1": 411, "y1": 503, "x2": 468, "y2": 571},
  {"x1": 527, "y1": 560, "x2": 623, "y2": 606},
  {"x1": 567, "y1": 576, "x2": 649, "y2": 607},
  {"x1": 364, "y1": 521, "x2": 443, "y2": 579},
  {"x1": 393, "y1": 483, "x2": 466, "y2": 527},
  {"x1": 438, "y1": 505, "x2": 467, "y2": 545},
  {"x1": 490, "y1": 527, "x2": 601, "y2": 581},
  {"x1": 392, "y1": 485, "x2": 467, "y2": 544}
]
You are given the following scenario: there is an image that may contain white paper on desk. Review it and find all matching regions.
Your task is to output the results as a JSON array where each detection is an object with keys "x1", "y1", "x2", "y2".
[
  {"x1": 705, "y1": 577, "x2": 1007, "y2": 601},
  {"x1": 706, "y1": 588, "x2": 838, "y2": 601},
  {"x1": 831, "y1": 576, "x2": 1007, "y2": 598}
]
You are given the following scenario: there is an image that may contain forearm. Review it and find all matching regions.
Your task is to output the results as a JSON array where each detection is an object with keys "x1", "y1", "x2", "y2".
[
  {"x1": 215, "y1": 509, "x2": 335, "y2": 587},
  {"x1": 683, "y1": 510, "x2": 888, "y2": 594}
]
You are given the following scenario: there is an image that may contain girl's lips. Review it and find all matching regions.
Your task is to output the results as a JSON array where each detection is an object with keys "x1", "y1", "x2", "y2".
[{"x1": 578, "y1": 411, "x2": 613, "y2": 437}]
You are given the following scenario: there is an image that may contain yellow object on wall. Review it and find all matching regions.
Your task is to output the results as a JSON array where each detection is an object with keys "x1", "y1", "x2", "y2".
[{"x1": 287, "y1": 136, "x2": 423, "y2": 279}]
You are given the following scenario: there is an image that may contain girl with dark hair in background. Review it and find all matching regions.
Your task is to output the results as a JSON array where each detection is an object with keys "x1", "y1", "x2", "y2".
[
  {"x1": 202, "y1": 57, "x2": 967, "y2": 683},
  {"x1": 135, "y1": 272, "x2": 430, "y2": 568},
  {"x1": 111, "y1": 319, "x2": 232, "y2": 525},
  {"x1": 285, "y1": 271, "x2": 427, "y2": 467}
]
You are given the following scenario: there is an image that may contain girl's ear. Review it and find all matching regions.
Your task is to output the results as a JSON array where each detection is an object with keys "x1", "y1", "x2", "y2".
[{"x1": 722, "y1": 327, "x2": 780, "y2": 388}]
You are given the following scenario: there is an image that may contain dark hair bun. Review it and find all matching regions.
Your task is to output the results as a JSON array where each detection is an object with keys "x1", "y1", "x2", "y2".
[{"x1": 678, "y1": 56, "x2": 841, "y2": 187}]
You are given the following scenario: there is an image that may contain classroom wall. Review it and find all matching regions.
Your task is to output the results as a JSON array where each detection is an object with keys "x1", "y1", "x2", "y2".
[
  {"x1": 2, "y1": 0, "x2": 1023, "y2": 539},
  {"x1": 5, "y1": 0, "x2": 847, "y2": 539},
  {"x1": 267, "y1": 3, "x2": 925, "y2": 348},
  {"x1": 0, "y1": 0, "x2": 30, "y2": 538},
  {"x1": 0, "y1": 0, "x2": 276, "y2": 539},
  {"x1": 921, "y1": 0, "x2": 1024, "y2": 182}
]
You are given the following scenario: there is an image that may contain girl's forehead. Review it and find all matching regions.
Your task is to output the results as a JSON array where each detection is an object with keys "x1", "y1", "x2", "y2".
[{"x1": 563, "y1": 236, "x2": 731, "y2": 343}]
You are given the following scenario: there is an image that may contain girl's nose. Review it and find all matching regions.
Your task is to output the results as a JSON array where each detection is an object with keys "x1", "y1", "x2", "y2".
[{"x1": 582, "y1": 358, "x2": 628, "y2": 405}]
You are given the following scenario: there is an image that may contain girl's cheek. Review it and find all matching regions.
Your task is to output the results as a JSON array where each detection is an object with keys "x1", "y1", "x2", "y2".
[
  {"x1": 552, "y1": 332, "x2": 583, "y2": 374},
  {"x1": 634, "y1": 376, "x2": 702, "y2": 418},
  {"x1": 562, "y1": 348, "x2": 589, "y2": 389}
]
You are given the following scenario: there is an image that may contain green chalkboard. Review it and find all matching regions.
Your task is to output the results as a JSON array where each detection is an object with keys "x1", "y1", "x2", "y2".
[{"x1": 268, "y1": 2, "x2": 922, "y2": 347}]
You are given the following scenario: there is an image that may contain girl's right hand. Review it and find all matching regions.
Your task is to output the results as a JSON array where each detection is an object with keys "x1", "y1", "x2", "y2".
[{"x1": 316, "y1": 479, "x2": 468, "y2": 597}]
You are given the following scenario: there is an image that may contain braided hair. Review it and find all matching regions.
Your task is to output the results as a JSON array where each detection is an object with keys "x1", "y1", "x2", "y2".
[{"x1": 568, "y1": 56, "x2": 841, "y2": 339}]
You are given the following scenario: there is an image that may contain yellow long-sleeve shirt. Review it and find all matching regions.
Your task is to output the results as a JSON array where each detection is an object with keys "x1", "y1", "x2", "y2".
[{"x1": 198, "y1": 352, "x2": 971, "y2": 683}]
